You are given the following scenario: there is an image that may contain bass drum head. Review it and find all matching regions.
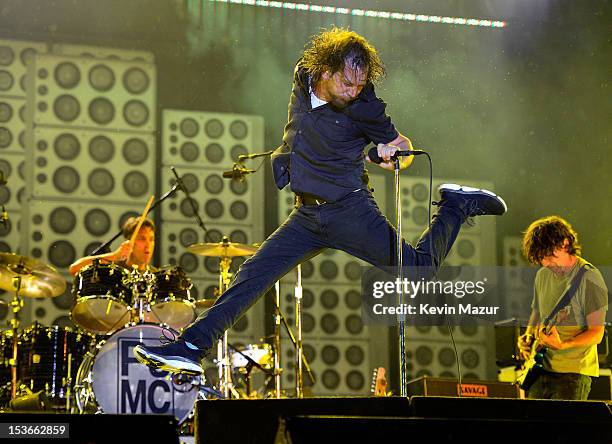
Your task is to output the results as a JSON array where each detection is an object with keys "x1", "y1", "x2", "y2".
[{"x1": 90, "y1": 324, "x2": 199, "y2": 423}]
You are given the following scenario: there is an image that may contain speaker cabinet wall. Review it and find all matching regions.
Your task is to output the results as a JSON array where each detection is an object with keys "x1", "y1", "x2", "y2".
[
  {"x1": 280, "y1": 337, "x2": 371, "y2": 395},
  {"x1": 0, "y1": 97, "x2": 27, "y2": 154},
  {"x1": 503, "y1": 236, "x2": 534, "y2": 320},
  {"x1": 160, "y1": 221, "x2": 252, "y2": 279},
  {"x1": 26, "y1": 200, "x2": 139, "y2": 274},
  {"x1": 161, "y1": 110, "x2": 266, "y2": 366},
  {"x1": 51, "y1": 43, "x2": 155, "y2": 63},
  {"x1": 0, "y1": 39, "x2": 47, "y2": 98},
  {"x1": 0, "y1": 210, "x2": 21, "y2": 254},
  {"x1": 29, "y1": 126, "x2": 155, "y2": 202},
  {"x1": 0, "y1": 151, "x2": 26, "y2": 211},
  {"x1": 31, "y1": 53, "x2": 156, "y2": 132},
  {"x1": 191, "y1": 276, "x2": 265, "y2": 338},
  {"x1": 400, "y1": 177, "x2": 497, "y2": 268},
  {"x1": 162, "y1": 109, "x2": 264, "y2": 168},
  {"x1": 407, "y1": 340, "x2": 488, "y2": 380},
  {"x1": 160, "y1": 168, "x2": 254, "y2": 225}
]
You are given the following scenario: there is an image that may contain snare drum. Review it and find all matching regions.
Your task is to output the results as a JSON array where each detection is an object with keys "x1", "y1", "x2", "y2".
[
  {"x1": 72, "y1": 262, "x2": 131, "y2": 334},
  {"x1": 19, "y1": 322, "x2": 95, "y2": 408},
  {"x1": 145, "y1": 267, "x2": 195, "y2": 330},
  {"x1": 74, "y1": 323, "x2": 199, "y2": 423}
]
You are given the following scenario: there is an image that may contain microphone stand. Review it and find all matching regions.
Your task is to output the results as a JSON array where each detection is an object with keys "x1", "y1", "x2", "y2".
[
  {"x1": 279, "y1": 308, "x2": 315, "y2": 386},
  {"x1": 171, "y1": 166, "x2": 212, "y2": 241},
  {"x1": 237, "y1": 150, "x2": 274, "y2": 163},
  {"x1": 92, "y1": 182, "x2": 181, "y2": 255},
  {"x1": 394, "y1": 158, "x2": 407, "y2": 397}
]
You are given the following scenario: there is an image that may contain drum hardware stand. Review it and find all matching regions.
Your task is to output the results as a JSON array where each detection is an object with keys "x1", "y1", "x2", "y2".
[
  {"x1": 64, "y1": 353, "x2": 72, "y2": 411},
  {"x1": 9, "y1": 275, "x2": 24, "y2": 400},
  {"x1": 270, "y1": 266, "x2": 315, "y2": 398},
  {"x1": 217, "y1": 252, "x2": 236, "y2": 399},
  {"x1": 127, "y1": 265, "x2": 156, "y2": 324},
  {"x1": 273, "y1": 281, "x2": 282, "y2": 398},
  {"x1": 294, "y1": 265, "x2": 304, "y2": 398},
  {"x1": 227, "y1": 342, "x2": 275, "y2": 398}
]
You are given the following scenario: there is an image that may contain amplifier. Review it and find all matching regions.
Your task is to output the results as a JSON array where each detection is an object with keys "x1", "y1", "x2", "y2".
[{"x1": 407, "y1": 376, "x2": 520, "y2": 399}]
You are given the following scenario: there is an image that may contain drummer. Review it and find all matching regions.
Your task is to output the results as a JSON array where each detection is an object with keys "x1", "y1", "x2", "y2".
[{"x1": 68, "y1": 217, "x2": 155, "y2": 275}]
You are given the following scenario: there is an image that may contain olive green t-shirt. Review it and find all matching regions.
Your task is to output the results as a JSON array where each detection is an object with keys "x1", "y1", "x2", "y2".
[{"x1": 532, "y1": 258, "x2": 608, "y2": 377}]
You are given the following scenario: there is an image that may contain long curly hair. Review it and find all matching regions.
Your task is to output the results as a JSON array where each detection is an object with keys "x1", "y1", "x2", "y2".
[
  {"x1": 522, "y1": 216, "x2": 582, "y2": 265},
  {"x1": 301, "y1": 27, "x2": 385, "y2": 86}
]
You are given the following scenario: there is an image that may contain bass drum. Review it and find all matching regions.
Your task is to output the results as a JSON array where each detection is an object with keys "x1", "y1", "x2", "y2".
[{"x1": 74, "y1": 324, "x2": 200, "y2": 423}]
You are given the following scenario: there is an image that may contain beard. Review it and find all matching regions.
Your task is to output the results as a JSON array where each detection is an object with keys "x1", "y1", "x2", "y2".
[{"x1": 330, "y1": 95, "x2": 351, "y2": 109}]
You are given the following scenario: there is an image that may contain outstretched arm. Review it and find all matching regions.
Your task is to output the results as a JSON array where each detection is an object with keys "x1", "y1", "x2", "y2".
[{"x1": 68, "y1": 240, "x2": 133, "y2": 275}]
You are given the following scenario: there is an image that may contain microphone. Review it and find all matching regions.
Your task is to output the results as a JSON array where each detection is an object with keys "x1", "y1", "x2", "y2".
[
  {"x1": 367, "y1": 146, "x2": 427, "y2": 164},
  {"x1": 1, "y1": 206, "x2": 8, "y2": 230},
  {"x1": 222, "y1": 164, "x2": 256, "y2": 180}
]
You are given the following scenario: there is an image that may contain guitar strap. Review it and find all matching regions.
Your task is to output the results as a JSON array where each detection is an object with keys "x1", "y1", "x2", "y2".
[{"x1": 542, "y1": 263, "x2": 591, "y2": 327}]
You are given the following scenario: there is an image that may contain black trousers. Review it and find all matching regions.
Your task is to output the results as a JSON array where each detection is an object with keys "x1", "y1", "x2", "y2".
[{"x1": 182, "y1": 189, "x2": 464, "y2": 349}]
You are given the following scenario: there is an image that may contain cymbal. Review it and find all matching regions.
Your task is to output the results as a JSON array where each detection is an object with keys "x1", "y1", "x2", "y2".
[
  {"x1": 0, "y1": 253, "x2": 67, "y2": 298},
  {"x1": 187, "y1": 239, "x2": 259, "y2": 257}
]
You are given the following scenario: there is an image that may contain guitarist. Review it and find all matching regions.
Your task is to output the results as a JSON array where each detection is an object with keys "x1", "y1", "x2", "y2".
[{"x1": 517, "y1": 216, "x2": 608, "y2": 400}]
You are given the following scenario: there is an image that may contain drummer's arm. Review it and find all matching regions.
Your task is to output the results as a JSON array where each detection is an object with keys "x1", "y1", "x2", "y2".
[{"x1": 68, "y1": 241, "x2": 132, "y2": 275}]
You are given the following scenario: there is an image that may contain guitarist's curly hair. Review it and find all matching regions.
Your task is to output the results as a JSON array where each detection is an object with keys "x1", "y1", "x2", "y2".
[
  {"x1": 522, "y1": 216, "x2": 581, "y2": 265},
  {"x1": 301, "y1": 27, "x2": 385, "y2": 87}
]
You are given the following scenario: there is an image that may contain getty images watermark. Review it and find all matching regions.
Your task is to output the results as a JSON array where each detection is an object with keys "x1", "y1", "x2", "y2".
[
  {"x1": 371, "y1": 276, "x2": 497, "y2": 315},
  {"x1": 360, "y1": 266, "x2": 533, "y2": 326}
]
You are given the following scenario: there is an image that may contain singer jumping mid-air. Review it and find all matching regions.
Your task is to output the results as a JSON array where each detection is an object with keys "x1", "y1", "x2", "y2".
[{"x1": 134, "y1": 27, "x2": 508, "y2": 375}]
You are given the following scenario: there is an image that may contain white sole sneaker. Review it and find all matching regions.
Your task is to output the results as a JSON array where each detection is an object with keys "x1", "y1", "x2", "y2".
[
  {"x1": 133, "y1": 345, "x2": 203, "y2": 376},
  {"x1": 438, "y1": 183, "x2": 508, "y2": 215}
]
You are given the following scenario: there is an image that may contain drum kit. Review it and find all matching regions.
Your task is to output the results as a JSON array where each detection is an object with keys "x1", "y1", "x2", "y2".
[{"x1": 0, "y1": 235, "x2": 274, "y2": 424}]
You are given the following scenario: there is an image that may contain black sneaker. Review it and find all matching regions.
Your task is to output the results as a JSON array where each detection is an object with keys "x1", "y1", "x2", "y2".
[
  {"x1": 437, "y1": 184, "x2": 507, "y2": 217},
  {"x1": 133, "y1": 340, "x2": 204, "y2": 376}
]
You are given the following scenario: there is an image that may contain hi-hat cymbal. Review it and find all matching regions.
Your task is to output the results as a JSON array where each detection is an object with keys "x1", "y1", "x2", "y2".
[
  {"x1": 187, "y1": 238, "x2": 259, "y2": 257},
  {"x1": 0, "y1": 253, "x2": 67, "y2": 298}
]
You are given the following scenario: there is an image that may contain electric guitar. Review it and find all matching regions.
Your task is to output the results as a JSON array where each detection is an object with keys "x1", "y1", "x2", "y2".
[
  {"x1": 370, "y1": 367, "x2": 388, "y2": 397},
  {"x1": 516, "y1": 325, "x2": 552, "y2": 391}
]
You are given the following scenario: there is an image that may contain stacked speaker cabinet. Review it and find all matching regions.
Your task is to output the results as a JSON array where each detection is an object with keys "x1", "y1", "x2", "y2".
[
  {"x1": 503, "y1": 236, "x2": 534, "y2": 321},
  {"x1": 23, "y1": 47, "x2": 157, "y2": 328},
  {"x1": 161, "y1": 109, "x2": 266, "y2": 386},
  {"x1": 276, "y1": 173, "x2": 389, "y2": 396},
  {"x1": 0, "y1": 39, "x2": 49, "y2": 324},
  {"x1": 399, "y1": 177, "x2": 498, "y2": 381},
  {"x1": 51, "y1": 43, "x2": 156, "y2": 63}
]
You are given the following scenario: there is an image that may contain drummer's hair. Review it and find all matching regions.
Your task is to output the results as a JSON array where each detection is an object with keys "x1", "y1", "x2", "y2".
[{"x1": 122, "y1": 217, "x2": 155, "y2": 239}]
